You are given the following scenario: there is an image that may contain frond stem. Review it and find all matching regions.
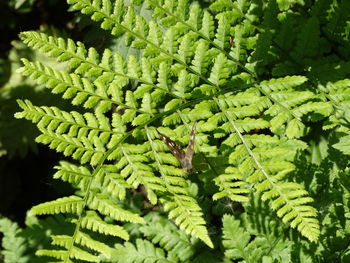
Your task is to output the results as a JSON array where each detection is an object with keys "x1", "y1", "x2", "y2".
[
  {"x1": 148, "y1": 0, "x2": 258, "y2": 78},
  {"x1": 63, "y1": 87, "x2": 239, "y2": 260},
  {"x1": 214, "y1": 97, "x2": 285, "y2": 200},
  {"x1": 80, "y1": 1, "x2": 221, "y2": 90}
]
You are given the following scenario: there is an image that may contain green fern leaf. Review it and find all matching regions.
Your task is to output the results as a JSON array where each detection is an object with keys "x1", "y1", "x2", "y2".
[
  {"x1": 15, "y1": 99, "x2": 110, "y2": 165},
  {"x1": 36, "y1": 247, "x2": 99, "y2": 262},
  {"x1": 145, "y1": 126, "x2": 213, "y2": 247},
  {"x1": 222, "y1": 214, "x2": 264, "y2": 262},
  {"x1": 15, "y1": 0, "x2": 341, "y2": 260},
  {"x1": 261, "y1": 76, "x2": 332, "y2": 138},
  {"x1": 80, "y1": 211, "x2": 129, "y2": 240},
  {"x1": 53, "y1": 161, "x2": 93, "y2": 188},
  {"x1": 213, "y1": 166, "x2": 250, "y2": 202},
  {"x1": 139, "y1": 213, "x2": 196, "y2": 262},
  {"x1": 163, "y1": 195, "x2": 213, "y2": 248},
  {"x1": 73, "y1": 232, "x2": 112, "y2": 258},
  {"x1": 333, "y1": 135, "x2": 350, "y2": 155},
  {"x1": 29, "y1": 196, "x2": 83, "y2": 216},
  {"x1": 113, "y1": 239, "x2": 174, "y2": 263},
  {"x1": 88, "y1": 194, "x2": 144, "y2": 223},
  {"x1": 0, "y1": 217, "x2": 29, "y2": 263},
  {"x1": 214, "y1": 95, "x2": 319, "y2": 242}
]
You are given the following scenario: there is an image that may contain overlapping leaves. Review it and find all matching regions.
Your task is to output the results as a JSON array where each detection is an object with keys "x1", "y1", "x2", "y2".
[{"x1": 14, "y1": 0, "x2": 350, "y2": 262}]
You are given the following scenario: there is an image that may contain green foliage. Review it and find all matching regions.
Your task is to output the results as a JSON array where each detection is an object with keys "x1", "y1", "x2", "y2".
[
  {"x1": 0, "y1": 217, "x2": 30, "y2": 263},
  {"x1": 0, "y1": 27, "x2": 71, "y2": 158},
  {"x1": 222, "y1": 198, "x2": 295, "y2": 263},
  {"x1": 12, "y1": 0, "x2": 350, "y2": 262}
]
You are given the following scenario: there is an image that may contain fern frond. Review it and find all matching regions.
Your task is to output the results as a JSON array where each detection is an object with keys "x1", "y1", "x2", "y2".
[
  {"x1": 53, "y1": 161, "x2": 93, "y2": 188},
  {"x1": 88, "y1": 194, "x2": 144, "y2": 223},
  {"x1": 139, "y1": 212, "x2": 196, "y2": 262},
  {"x1": 19, "y1": 31, "x2": 100, "y2": 74},
  {"x1": 317, "y1": 79, "x2": 350, "y2": 155},
  {"x1": 320, "y1": 79, "x2": 350, "y2": 129},
  {"x1": 29, "y1": 196, "x2": 83, "y2": 216},
  {"x1": 66, "y1": 0, "x2": 239, "y2": 95},
  {"x1": 113, "y1": 239, "x2": 174, "y2": 263},
  {"x1": 162, "y1": 194, "x2": 213, "y2": 248},
  {"x1": 15, "y1": 0, "x2": 344, "y2": 260},
  {"x1": 148, "y1": 0, "x2": 253, "y2": 77},
  {"x1": 18, "y1": 30, "x2": 189, "y2": 102},
  {"x1": 110, "y1": 141, "x2": 166, "y2": 204},
  {"x1": 54, "y1": 232, "x2": 112, "y2": 258},
  {"x1": 145, "y1": 125, "x2": 213, "y2": 248},
  {"x1": 31, "y1": 196, "x2": 136, "y2": 261},
  {"x1": 213, "y1": 166, "x2": 250, "y2": 202},
  {"x1": 322, "y1": 79, "x2": 350, "y2": 103},
  {"x1": 36, "y1": 247, "x2": 99, "y2": 262},
  {"x1": 99, "y1": 165, "x2": 132, "y2": 200},
  {"x1": 15, "y1": 99, "x2": 110, "y2": 165},
  {"x1": 222, "y1": 214, "x2": 264, "y2": 262},
  {"x1": 333, "y1": 135, "x2": 350, "y2": 155},
  {"x1": 79, "y1": 211, "x2": 129, "y2": 240},
  {"x1": 214, "y1": 96, "x2": 319, "y2": 242},
  {"x1": 33, "y1": 130, "x2": 104, "y2": 165},
  {"x1": 261, "y1": 76, "x2": 332, "y2": 138},
  {"x1": 0, "y1": 217, "x2": 29, "y2": 263},
  {"x1": 18, "y1": 59, "x2": 117, "y2": 111},
  {"x1": 29, "y1": 195, "x2": 135, "y2": 261}
]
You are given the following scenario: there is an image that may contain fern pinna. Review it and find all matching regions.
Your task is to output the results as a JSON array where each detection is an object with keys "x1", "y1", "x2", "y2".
[{"x1": 15, "y1": 0, "x2": 350, "y2": 262}]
